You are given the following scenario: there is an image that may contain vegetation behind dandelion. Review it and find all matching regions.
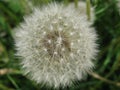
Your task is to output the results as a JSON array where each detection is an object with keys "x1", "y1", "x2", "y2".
[{"x1": 0, "y1": 0, "x2": 120, "y2": 90}]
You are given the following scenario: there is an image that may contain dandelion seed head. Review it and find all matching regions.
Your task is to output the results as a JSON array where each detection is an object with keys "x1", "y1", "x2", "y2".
[{"x1": 15, "y1": 1, "x2": 98, "y2": 88}]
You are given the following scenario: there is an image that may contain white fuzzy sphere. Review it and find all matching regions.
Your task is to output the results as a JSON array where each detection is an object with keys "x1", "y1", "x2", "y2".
[{"x1": 15, "y1": 2, "x2": 98, "y2": 88}]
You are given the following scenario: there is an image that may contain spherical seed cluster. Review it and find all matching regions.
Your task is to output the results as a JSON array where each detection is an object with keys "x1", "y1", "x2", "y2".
[{"x1": 15, "y1": 2, "x2": 98, "y2": 88}]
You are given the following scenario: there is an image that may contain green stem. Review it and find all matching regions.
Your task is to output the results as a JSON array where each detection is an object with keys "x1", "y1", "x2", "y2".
[
  {"x1": 74, "y1": 0, "x2": 78, "y2": 8},
  {"x1": 64, "y1": 0, "x2": 69, "y2": 6},
  {"x1": 86, "y1": 0, "x2": 91, "y2": 20}
]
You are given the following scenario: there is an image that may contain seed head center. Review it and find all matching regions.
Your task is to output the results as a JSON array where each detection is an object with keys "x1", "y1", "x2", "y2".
[{"x1": 43, "y1": 31, "x2": 71, "y2": 57}]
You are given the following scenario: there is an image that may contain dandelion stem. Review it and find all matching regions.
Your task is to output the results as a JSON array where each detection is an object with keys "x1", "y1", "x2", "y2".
[{"x1": 89, "y1": 72, "x2": 120, "y2": 87}]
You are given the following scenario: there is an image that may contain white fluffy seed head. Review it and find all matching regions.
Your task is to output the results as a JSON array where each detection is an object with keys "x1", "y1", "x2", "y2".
[{"x1": 14, "y1": 1, "x2": 98, "y2": 88}]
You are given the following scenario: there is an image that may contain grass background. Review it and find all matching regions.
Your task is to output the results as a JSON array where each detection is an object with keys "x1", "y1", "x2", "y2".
[{"x1": 0, "y1": 0, "x2": 120, "y2": 90}]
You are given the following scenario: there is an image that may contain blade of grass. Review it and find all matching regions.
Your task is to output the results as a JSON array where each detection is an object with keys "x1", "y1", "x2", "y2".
[
  {"x1": 7, "y1": 74, "x2": 20, "y2": 90},
  {"x1": 0, "y1": 83, "x2": 14, "y2": 90}
]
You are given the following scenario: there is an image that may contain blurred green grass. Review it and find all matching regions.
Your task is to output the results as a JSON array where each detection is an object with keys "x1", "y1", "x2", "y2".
[{"x1": 0, "y1": 0, "x2": 120, "y2": 90}]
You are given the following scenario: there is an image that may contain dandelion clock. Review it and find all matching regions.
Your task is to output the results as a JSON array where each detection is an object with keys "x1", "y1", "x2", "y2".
[{"x1": 14, "y1": 1, "x2": 98, "y2": 88}]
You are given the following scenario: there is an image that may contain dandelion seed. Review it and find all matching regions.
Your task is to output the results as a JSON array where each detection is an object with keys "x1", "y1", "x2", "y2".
[
  {"x1": 58, "y1": 16, "x2": 62, "y2": 20},
  {"x1": 54, "y1": 51, "x2": 58, "y2": 55},
  {"x1": 77, "y1": 39, "x2": 80, "y2": 43},
  {"x1": 43, "y1": 48, "x2": 47, "y2": 52},
  {"x1": 70, "y1": 53, "x2": 74, "y2": 58},
  {"x1": 70, "y1": 42, "x2": 74, "y2": 46},
  {"x1": 60, "y1": 58, "x2": 64, "y2": 61},
  {"x1": 48, "y1": 39, "x2": 51, "y2": 44},
  {"x1": 64, "y1": 23, "x2": 68, "y2": 27},
  {"x1": 58, "y1": 27, "x2": 62, "y2": 31},
  {"x1": 43, "y1": 31, "x2": 46, "y2": 35},
  {"x1": 70, "y1": 32, "x2": 74, "y2": 36},
  {"x1": 61, "y1": 48, "x2": 65, "y2": 51},
  {"x1": 50, "y1": 25, "x2": 53, "y2": 31},
  {"x1": 73, "y1": 26, "x2": 78, "y2": 30},
  {"x1": 77, "y1": 50, "x2": 80, "y2": 53},
  {"x1": 57, "y1": 37, "x2": 62, "y2": 44}
]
